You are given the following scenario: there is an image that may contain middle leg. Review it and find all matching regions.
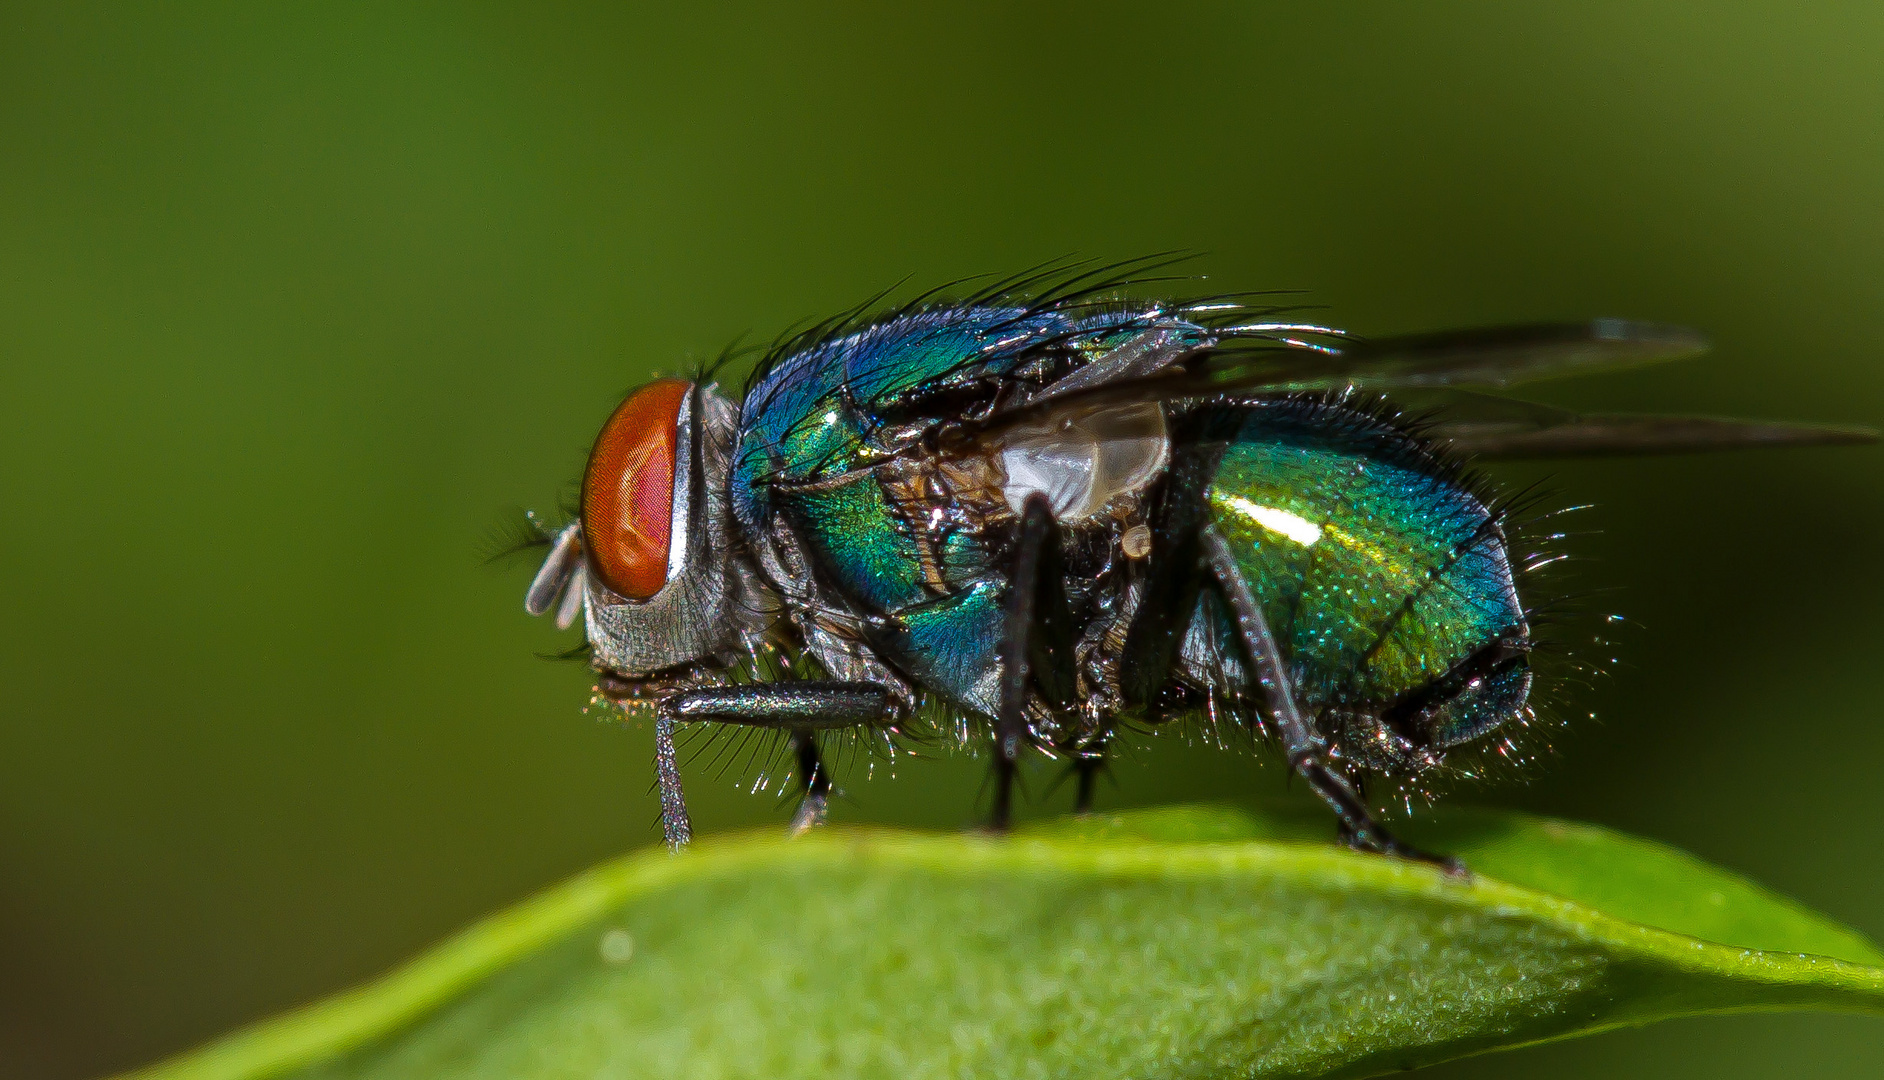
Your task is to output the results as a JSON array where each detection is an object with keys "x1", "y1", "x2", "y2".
[
  {"x1": 1071, "y1": 735, "x2": 1108, "y2": 814},
  {"x1": 991, "y1": 493, "x2": 1078, "y2": 830}
]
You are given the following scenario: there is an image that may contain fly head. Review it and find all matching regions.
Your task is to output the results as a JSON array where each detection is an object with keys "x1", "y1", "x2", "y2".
[{"x1": 525, "y1": 378, "x2": 750, "y2": 675}]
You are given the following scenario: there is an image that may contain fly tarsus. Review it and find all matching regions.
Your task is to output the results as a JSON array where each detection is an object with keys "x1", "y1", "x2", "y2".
[
  {"x1": 1336, "y1": 810, "x2": 1467, "y2": 877},
  {"x1": 652, "y1": 713, "x2": 691, "y2": 851}
]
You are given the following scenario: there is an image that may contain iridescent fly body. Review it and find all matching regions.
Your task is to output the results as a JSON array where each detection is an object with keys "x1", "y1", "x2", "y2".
[{"x1": 521, "y1": 266, "x2": 1870, "y2": 859}]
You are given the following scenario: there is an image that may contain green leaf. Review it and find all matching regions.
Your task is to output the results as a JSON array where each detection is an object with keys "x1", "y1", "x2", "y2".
[{"x1": 121, "y1": 805, "x2": 1884, "y2": 1080}]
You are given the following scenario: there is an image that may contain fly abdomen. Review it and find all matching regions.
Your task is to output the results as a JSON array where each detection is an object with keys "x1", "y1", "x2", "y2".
[{"x1": 1177, "y1": 395, "x2": 1530, "y2": 776}]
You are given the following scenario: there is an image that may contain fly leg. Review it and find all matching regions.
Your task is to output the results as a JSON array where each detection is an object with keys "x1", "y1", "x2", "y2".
[
  {"x1": 789, "y1": 729, "x2": 831, "y2": 836},
  {"x1": 1200, "y1": 526, "x2": 1461, "y2": 873},
  {"x1": 597, "y1": 672, "x2": 694, "y2": 850},
  {"x1": 652, "y1": 713, "x2": 690, "y2": 850},
  {"x1": 992, "y1": 494, "x2": 1079, "y2": 830},
  {"x1": 660, "y1": 681, "x2": 895, "y2": 843},
  {"x1": 1071, "y1": 736, "x2": 1108, "y2": 814},
  {"x1": 1117, "y1": 434, "x2": 1217, "y2": 712},
  {"x1": 1041, "y1": 734, "x2": 1107, "y2": 814}
]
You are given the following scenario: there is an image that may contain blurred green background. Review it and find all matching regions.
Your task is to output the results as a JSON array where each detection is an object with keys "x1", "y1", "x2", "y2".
[{"x1": 3, "y1": 3, "x2": 1882, "y2": 1077}]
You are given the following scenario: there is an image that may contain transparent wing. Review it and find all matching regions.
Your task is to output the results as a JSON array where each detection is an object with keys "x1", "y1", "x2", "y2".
[
  {"x1": 958, "y1": 320, "x2": 1709, "y2": 442},
  {"x1": 1413, "y1": 392, "x2": 1877, "y2": 459},
  {"x1": 1206, "y1": 318, "x2": 1711, "y2": 392}
]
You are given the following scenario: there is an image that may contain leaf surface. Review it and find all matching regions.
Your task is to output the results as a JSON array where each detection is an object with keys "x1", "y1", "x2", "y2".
[{"x1": 122, "y1": 805, "x2": 1884, "y2": 1080}]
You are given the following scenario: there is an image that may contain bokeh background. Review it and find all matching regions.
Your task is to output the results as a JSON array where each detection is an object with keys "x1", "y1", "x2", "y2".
[{"x1": 4, "y1": 3, "x2": 1883, "y2": 1077}]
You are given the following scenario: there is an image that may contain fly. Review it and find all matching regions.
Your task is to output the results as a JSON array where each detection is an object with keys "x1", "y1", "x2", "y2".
[{"x1": 516, "y1": 260, "x2": 1874, "y2": 863}]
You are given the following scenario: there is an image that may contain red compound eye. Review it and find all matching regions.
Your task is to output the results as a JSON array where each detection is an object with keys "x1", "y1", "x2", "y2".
[{"x1": 581, "y1": 379, "x2": 692, "y2": 600}]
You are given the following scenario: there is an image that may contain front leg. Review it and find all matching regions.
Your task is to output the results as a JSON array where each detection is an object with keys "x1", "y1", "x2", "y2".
[
  {"x1": 1200, "y1": 526, "x2": 1460, "y2": 873},
  {"x1": 672, "y1": 681, "x2": 896, "y2": 838},
  {"x1": 603, "y1": 676, "x2": 896, "y2": 848},
  {"x1": 652, "y1": 713, "x2": 691, "y2": 850}
]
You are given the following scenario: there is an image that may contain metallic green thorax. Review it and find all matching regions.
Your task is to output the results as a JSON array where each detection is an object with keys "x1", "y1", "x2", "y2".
[
  {"x1": 734, "y1": 307, "x2": 1215, "y2": 716},
  {"x1": 1196, "y1": 400, "x2": 1528, "y2": 746}
]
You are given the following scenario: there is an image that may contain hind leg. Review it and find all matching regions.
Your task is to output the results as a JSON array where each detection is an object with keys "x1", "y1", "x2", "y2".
[{"x1": 1200, "y1": 526, "x2": 1460, "y2": 873}]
